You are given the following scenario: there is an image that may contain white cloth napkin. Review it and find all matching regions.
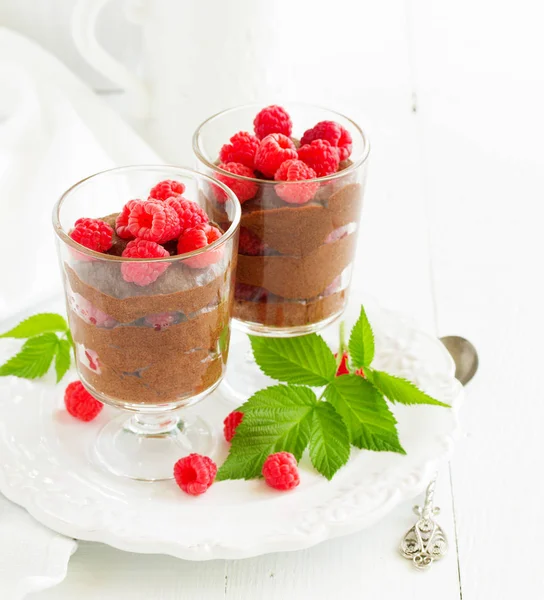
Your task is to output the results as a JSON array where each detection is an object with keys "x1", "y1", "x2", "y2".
[{"x1": 0, "y1": 28, "x2": 162, "y2": 598}]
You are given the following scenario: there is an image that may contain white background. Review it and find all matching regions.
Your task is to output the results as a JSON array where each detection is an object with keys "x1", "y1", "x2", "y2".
[{"x1": 1, "y1": 0, "x2": 544, "y2": 598}]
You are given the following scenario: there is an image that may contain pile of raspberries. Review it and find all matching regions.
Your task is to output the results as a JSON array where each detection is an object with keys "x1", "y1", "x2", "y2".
[
  {"x1": 216, "y1": 105, "x2": 353, "y2": 205},
  {"x1": 69, "y1": 180, "x2": 222, "y2": 286}
]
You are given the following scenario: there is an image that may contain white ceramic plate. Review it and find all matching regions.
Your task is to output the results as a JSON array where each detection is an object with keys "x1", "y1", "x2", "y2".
[{"x1": 0, "y1": 304, "x2": 463, "y2": 560}]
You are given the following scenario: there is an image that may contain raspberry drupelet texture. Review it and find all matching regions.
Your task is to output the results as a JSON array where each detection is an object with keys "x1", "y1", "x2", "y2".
[
  {"x1": 253, "y1": 105, "x2": 293, "y2": 140},
  {"x1": 219, "y1": 131, "x2": 260, "y2": 169},
  {"x1": 64, "y1": 380, "x2": 103, "y2": 422},
  {"x1": 297, "y1": 139, "x2": 340, "y2": 177},
  {"x1": 238, "y1": 227, "x2": 266, "y2": 256},
  {"x1": 121, "y1": 238, "x2": 170, "y2": 286},
  {"x1": 216, "y1": 162, "x2": 258, "y2": 203},
  {"x1": 223, "y1": 410, "x2": 244, "y2": 442},
  {"x1": 274, "y1": 159, "x2": 319, "y2": 204},
  {"x1": 254, "y1": 133, "x2": 298, "y2": 178},
  {"x1": 177, "y1": 224, "x2": 223, "y2": 269},
  {"x1": 127, "y1": 200, "x2": 180, "y2": 243},
  {"x1": 149, "y1": 179, "x2": 186, "y2": 201},
  {"x1": 174, "y1": 453, "x2": 217, "y2": 495},
  {"x1": 300, "y1": 120, "x2": 353, "y2": 161},
  {"x1": 262, "y1": 452, "x2": 300, "y2": 491},
  {"x1": 165, "y1": 197, "x2": 209, "y2": 232},
  {"x1": 115, "y1": 200, "x2": 138, "y2": 240},
  {"x1": 70, "y1": 218, "x2": 113, "y2": 253}
]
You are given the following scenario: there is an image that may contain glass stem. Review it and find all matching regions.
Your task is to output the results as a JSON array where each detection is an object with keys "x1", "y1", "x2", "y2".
[{"x1": 126, "y1": 413, "x2": 180, "y2": 436}]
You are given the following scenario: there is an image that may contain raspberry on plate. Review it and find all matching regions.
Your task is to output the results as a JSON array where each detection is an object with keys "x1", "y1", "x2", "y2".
[
  {"x1": 127, "y1": 200, "x2": 180, "y2": 243},
  {"x1": 174, "y1": 453, "x2": 217, "y2": 496},
  {"x1": 70, "y1": 218, "x2": 113, "y2": 253},
  {"x1": 274, "y1": 159, "x2": 319, "y2": 204},
  {"x1": 297, "y1": 139, "x2": 340, "y2": 177},
  {"x1": 254, "y1": 134, "x2": 297, "y2": 178},
  {"x1": 219, "y1": 131, "x2": 260, "y2": 169},
  {"x1": 301, "y1": 120, "x2": 353, "y2": 161},
  {"x1": 216, "y1": 162, "x2": 258, "y2": 203},
  {"x1": 121, "y1": 238, "x2": 170, "y2": 286},
  {"x1": 238, "y1": 227, "x2": 266, "y2": 256},
  {"x1": 115, "y1": 200, "x2": 138, "y2": 240},
  {"x1": 165, "y1": 197, "x2": 209, "y2": 233},
  {"x1": 253, "y1": 105, "x2": 293, "y2": 140},
  {"x1": 223, "y1": 410, "x2": 244, "y2": 443},
  {"x1": 64, "y1": 380, "x2": 103, "y2": 422},
  {"x1": 262, "y1": 452, "x2": 300, "y2": 491},
  {"x1": 177, "y1": 224, "x2": 223, "y2": 269},
  {"x1": 149, "y1": 179, "x2": 186, "y2": 201}
]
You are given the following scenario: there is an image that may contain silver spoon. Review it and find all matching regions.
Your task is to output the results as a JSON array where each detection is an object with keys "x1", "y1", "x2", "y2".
[{"x1": 400, "y1": 336, "x2": 478, "y2": 570}]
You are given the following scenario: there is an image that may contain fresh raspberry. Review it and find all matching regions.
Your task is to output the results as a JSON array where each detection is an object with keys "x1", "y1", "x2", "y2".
[
  {"x1": 216, "y1": 162, "x2": 258, "y2": 203},
  {"x1": 254, "y1": 134, "x2": 297, "y2": 178},
  {"x1": 238, "y1": 227, "x2": 265, "y2": 256},
  {"x1": 68, "y1": 292, "x2": 117, "y2": 328},
  {"x1": 335, "y1": 352, "x2": 364, "y2": 377},
  {"x1": 165, "y1": 197, "x2": 209, "y2": 232},
  {"x1": 174, "y1": 453, "x2": 217, "y2": 496},
  {"x1": 235, "y1": 283, "x2": 268, "y2": 302},
  {"x1": 144, "y1": 312, "x2": 177, "y2": 331},
  {"x1": 219, "y1": 131, "x2": 260, "y2": 169},
  {"x1": 115, "y1": 200, "x2": 138, "y2": 240},
  {"x1": 300, "y1": 120, "x2": 353, "y2": 161},
  {"x1": 149, "y1": 179, "x2": 186, "y2": 201},
  {"x1": 274, "y1": 159, "x2": 319, "y2": 204},
  {"x1": 253, "y1": 105, "x2": 293, "y2": 140},
  {"x1": 223, "y1": 410, "x2": 244, "y2": 442},
  {"x1": 121, "y1": 239, "x2": 170, "y2": 286},
  {"x1": 177, "y1": 225, "x2": 223, "y2": 269},
  {"x1": 64, "y1": 381, "x2": 103, "y2": 422},
  {"x1": 127, "y1": 200, "x2": 180, "y2": 243},
  {"x1": 262, "y1": 452, "x2": 300, "y2": 491},
  {"x1": 297, "y1": 139, "x2": 340, "y2": 177},
  {"x1": 70, "y1": 218, "x2": 113, "y2": 253}
]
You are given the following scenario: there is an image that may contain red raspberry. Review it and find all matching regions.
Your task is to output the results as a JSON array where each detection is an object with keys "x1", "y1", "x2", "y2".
[
  {"x1": 262, "y1": 452, "x2": 300, "y2": 491},
  {"x1": 68, "y1": 292, "x2": 117, "y2": 328},
  {"x1": 301, "y1": 120, "x2": 353, "y2": 161},
  {"x1": 238, "y1": 227, "x2": 265, "y2": 255},
  {"x1": 64, "y1": 380, "x2": 103, "y2": 422},
  {"x1": 253, "y1": 105, "x2": 293, "y2": 140},
  {"x1": 177, "y1": 225, "x2": 223, "y2": 269},
  {"x1": 144, "y1": 312, "x2": 177, "y2": 331},
  {"x1": 335, "y1": 352, "x2": 365, "y2": 377},
  {"x1": 223, "y1": 410, "x2": 244, "y2": 443},
  {"x1": 274, "y1": 159, "x2": 319, "y2": 204},
  {"x1": 174, "y1": 453, "x2": 217, "y2": 496},
  {"x1": 121, "y1": 238, "x2": 170, "y2": 286},
  {"x1": 297, "y1": 139, "x2": 340, "y2": 177},
  {"x1": 70, "y1": 218, "x2": 113, "y2": 253},
  {"x1": 115, "y1": 200, "x2": 138, "y2": 240},
  {"x1": 84, "y1": 349, "x2": 100, "y2": 373},
  {"x1": 216, "y1": 162, "x2": 258, "y2": 203},
  {"x1": 219, "y1": 131, "x2": 260, "y2": 169},
  {"x1": 254, "y1": 134, "x2": 297, "y2": 178},
  {"x1": 127, "y1": 200, "x2": 180, "y2": 243},
  {"x1": 165, "y1": 197, "x2": 209, "y2": 232},
  {"x1": 149, "y1": 179, "x2": 185, "y2": 201},
  {"x1": 235, "y1": 283, "x2": 268, "y2": 302}
]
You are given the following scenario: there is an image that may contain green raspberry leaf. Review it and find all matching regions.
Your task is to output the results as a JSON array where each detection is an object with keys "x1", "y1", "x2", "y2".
[
  {"x1": 0, "y1": 333, "x2": 59, "y2": 379},
  {"x1": 55, "y1": 338, "x2": 72, "y2": 383},
  {"x1": 368, "y1": 370, "x2": 449, "y2": 407},
  {"x1": 0, "y1": 313, "x2": 67, "y2": 339},
  {"x1": 348, "y1": 305, "x2": 375, "y2": 368},
  {"x1": 217, "y1": 385, "x2": 317, "y2": 481},
  {"x1": 309, "y1": 402, "x2": 350, "y2": 480},
  {"x1": 249, "y1": 334, "x2": 336, "y2": 386},
  {"x1": 324, "y1": 374, "x2": 405, "y2": 454}
]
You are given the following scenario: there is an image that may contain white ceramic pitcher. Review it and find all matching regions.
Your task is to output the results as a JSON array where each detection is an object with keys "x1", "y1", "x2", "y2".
[{"x1": 72, "y1": 0, "x2": 355, "y2": 163}]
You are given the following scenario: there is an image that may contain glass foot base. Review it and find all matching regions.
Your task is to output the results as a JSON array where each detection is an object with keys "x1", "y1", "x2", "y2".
[{"x1": 93, "y1": 412, "x2": 215, "y2": 481}]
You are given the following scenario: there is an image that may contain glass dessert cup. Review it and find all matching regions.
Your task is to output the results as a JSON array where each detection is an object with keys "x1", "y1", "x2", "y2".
[
  {"x1": 193, "y1": 104, "x2": 369, "y2": 401},
  {"x1": 53, "y1": 166, "x2": 240, "y2": 481}
]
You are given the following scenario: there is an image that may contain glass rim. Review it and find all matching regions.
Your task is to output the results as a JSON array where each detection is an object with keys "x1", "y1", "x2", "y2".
[
  {"x1": 52, "y1": 164, "x2": 241, "y2": 263},
  {"x1": 192, "y1": 102, "x2": 371, "y2": 185}
]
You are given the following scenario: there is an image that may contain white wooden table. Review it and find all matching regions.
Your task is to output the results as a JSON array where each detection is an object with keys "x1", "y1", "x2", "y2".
[{"x1": 0, "y1": 0, "x2": 540, "y2": 597}]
